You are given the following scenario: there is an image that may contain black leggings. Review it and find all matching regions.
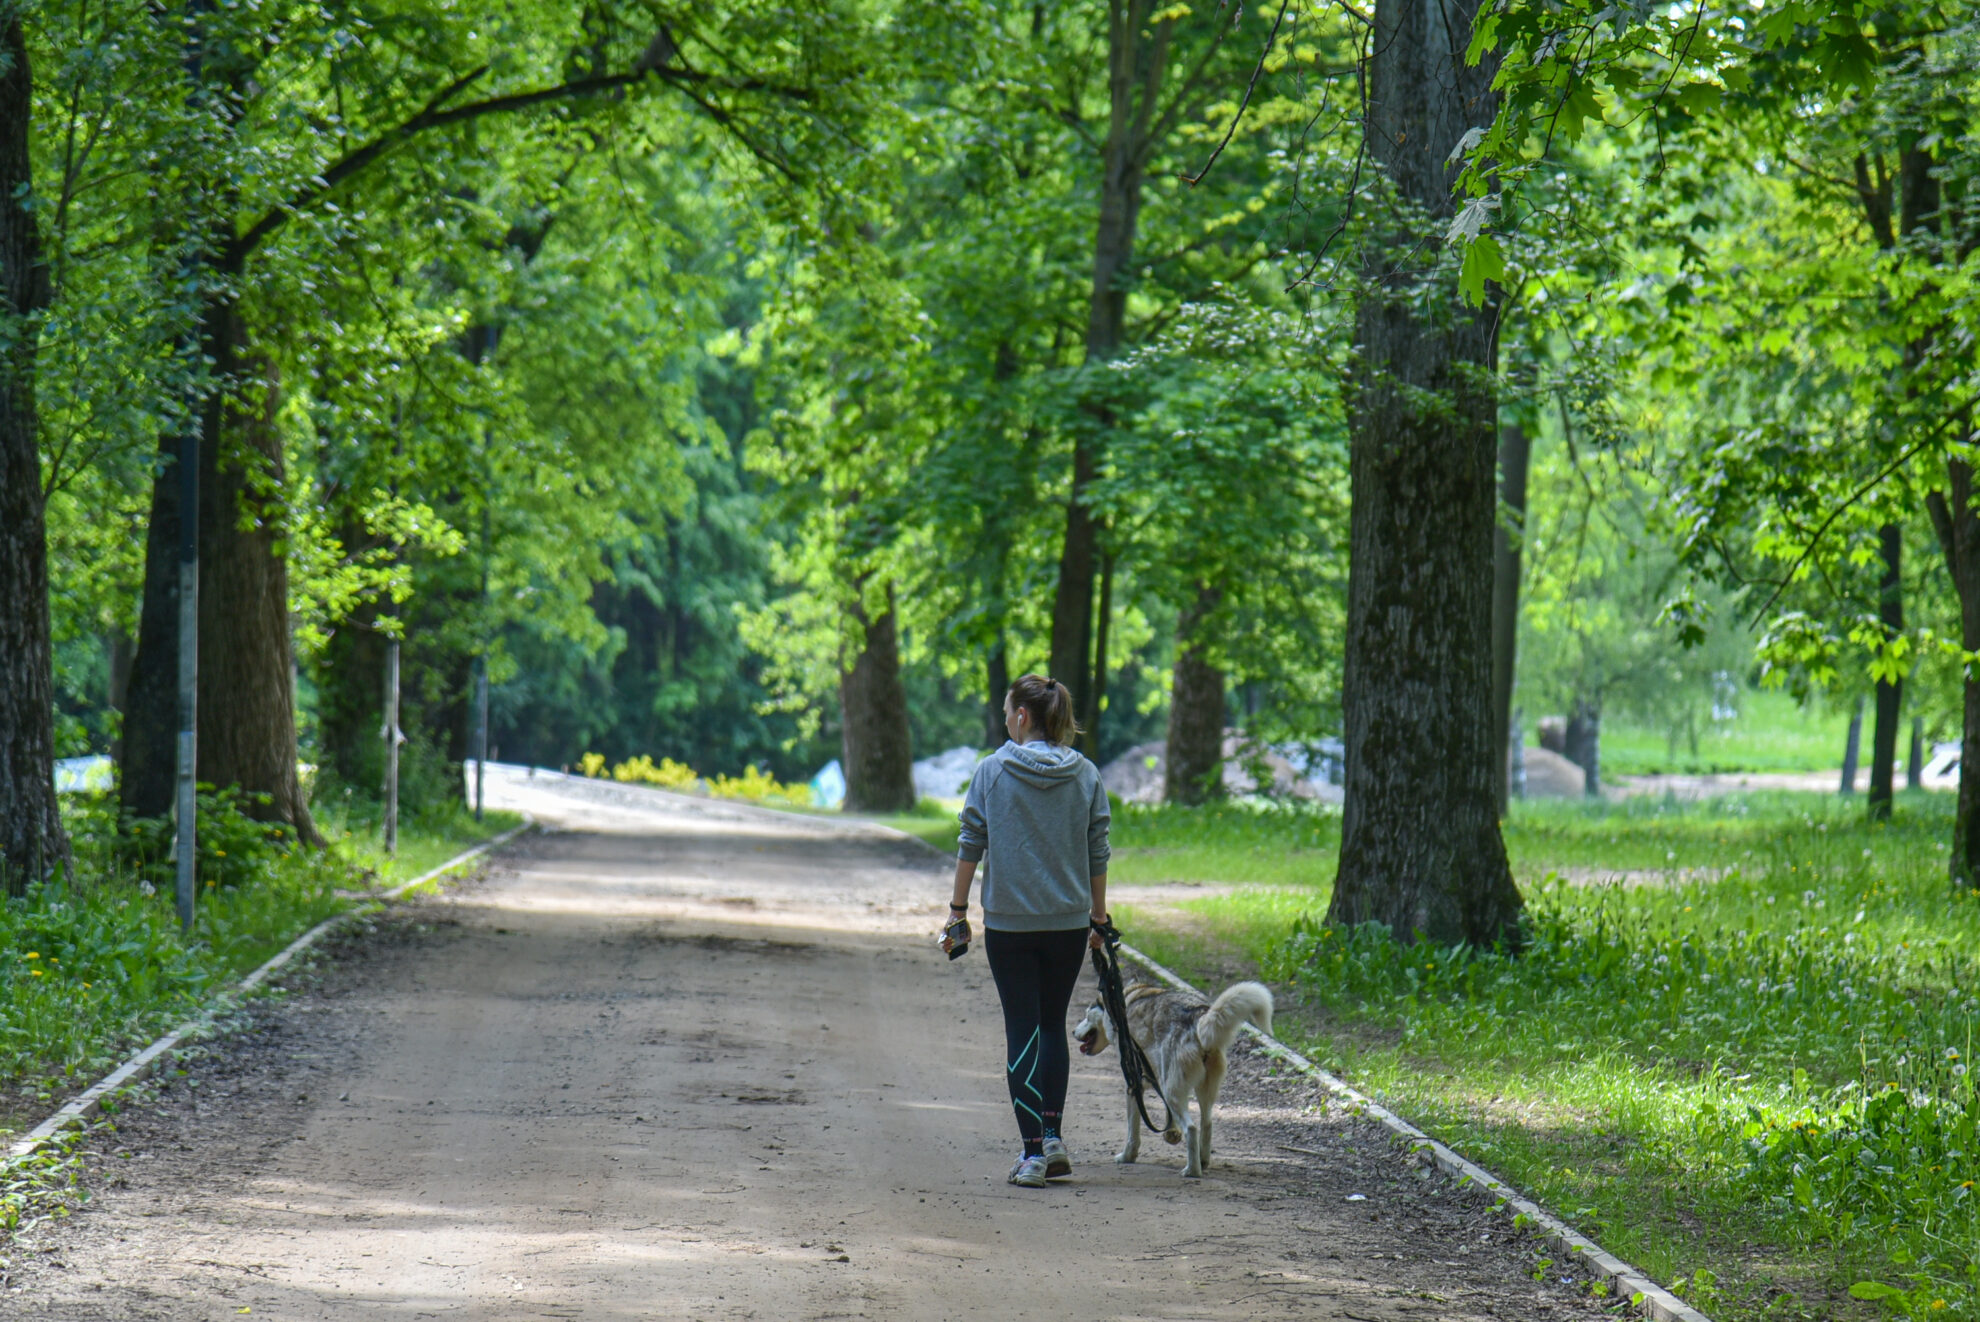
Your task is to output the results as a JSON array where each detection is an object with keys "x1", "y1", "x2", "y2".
[{"x1": 984, "y1": 927, "x2": 1088, "y2": 1145}]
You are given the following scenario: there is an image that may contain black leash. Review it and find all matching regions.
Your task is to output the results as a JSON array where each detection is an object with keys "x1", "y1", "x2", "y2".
[{"x1": 1089, "y1": 919, "x2": 1172, "y2": 1136}]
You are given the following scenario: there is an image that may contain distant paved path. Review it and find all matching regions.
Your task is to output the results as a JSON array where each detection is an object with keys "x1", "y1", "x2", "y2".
[{"x1": 9, "y1": 767, "x2": 1607, "y2": 1320}]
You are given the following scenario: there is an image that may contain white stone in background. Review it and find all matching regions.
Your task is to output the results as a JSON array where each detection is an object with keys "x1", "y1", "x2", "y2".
[
  {"x1": 1519, "y1": 746, "x2": 1586, "y2": 798},
  {"x1": 1097, "y1": 734, "x2": 1345, "y2": 805},
  {"x1": 911, "y1": 745, "x2": 982, "y2": 801}
]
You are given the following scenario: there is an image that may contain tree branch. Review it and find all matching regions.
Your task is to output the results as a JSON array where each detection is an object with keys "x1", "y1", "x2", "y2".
[
  {"x1": 1182, "y1": 0, "x2": 1296, "y2": 186},
  {"x1": 1746, "y1": 431, "x2": 1943, "y2": 628},
  {"x1": 231, "y1": 57, "x2": 811, "y2": 262}
]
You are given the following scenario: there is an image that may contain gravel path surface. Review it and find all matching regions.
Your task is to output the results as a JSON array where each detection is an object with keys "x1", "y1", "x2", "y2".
[{"x1": 5, "y1": 769, "x2": 1611, "y2": 1320}]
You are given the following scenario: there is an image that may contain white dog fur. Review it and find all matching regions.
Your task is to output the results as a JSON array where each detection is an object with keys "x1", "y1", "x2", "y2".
[{"x1": 1073, "y1": 977, "x2": 1273, "y2": 1177}]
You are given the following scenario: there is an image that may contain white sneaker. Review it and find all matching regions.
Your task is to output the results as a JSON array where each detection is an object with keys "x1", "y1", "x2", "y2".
[
  {"x1": 1008, "y1": 1154, "x2": 1049, "y2": 1187},
  {"x1": 1041, "y1": 1137, "x2": 1072, "y2": 1179}
]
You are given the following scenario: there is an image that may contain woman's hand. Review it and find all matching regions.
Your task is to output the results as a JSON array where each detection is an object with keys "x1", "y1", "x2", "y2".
[{"x1": 1089, "y1": 912, "x2": 1112, "y2": 951}]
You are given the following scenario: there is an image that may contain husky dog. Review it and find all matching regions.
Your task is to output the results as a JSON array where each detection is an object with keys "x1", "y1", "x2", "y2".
[{"x1": 1073, "y1": 978, "x2": 1273, "y2": 1178}]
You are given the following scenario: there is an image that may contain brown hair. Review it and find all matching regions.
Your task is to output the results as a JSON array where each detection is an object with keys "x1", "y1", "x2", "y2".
[{"x1": 1007, "y1": 673, "x2": 1080, "y2": 746}]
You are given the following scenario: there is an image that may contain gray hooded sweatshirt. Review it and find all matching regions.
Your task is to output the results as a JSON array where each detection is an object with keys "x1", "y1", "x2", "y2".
[{"x1": 956, "y1": 740, "x2": 1111, "y2": 933}]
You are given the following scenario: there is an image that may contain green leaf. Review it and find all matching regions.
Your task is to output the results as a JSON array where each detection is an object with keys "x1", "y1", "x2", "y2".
[
  {"x1": 1848, "y1": 1282, "x2": 1903, "y2": 1300},
  {"x1": 1554, "y1": 81, "x2": 1603, "y2": 145},
  {"x1": 1673, "y1": 82, "x2": 1721, "y2": 116},
  {"x1": 1458, "y1": 234, "x2": 1506, "y2": 307}
]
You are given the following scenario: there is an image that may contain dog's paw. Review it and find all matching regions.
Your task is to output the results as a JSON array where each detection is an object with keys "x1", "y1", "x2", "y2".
[{"x1": 1162, "y1": 1128, "x2": 1183, "y2": 1146}]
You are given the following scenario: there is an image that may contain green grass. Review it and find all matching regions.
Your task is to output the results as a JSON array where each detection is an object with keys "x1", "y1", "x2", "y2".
[
  {"x1": 0, "y1": 791, "x2": 517, "y2": 1138},
  {"x1": 1588, "y1": 687, "x2": 1860, "y2": 776},
  {"x1": 868, "y1": 799, "x2": 964, "y2": 855},
  {"x1": 868, "y1": 796, "x2": 1341, "y2": 888},
  {"x1": 1109, "y1": 791, "x2": 1980, "y2": 1321}
]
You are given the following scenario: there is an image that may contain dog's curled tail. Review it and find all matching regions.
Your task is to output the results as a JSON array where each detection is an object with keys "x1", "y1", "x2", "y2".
[{"x1": 1198, "y1": 981, "x2": 1273, "y2": 1052}]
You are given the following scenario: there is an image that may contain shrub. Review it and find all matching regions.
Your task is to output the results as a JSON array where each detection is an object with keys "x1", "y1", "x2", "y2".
[
  {"x1": 611, "y1": 755, "x2": 700, "y2": 792},
  {"x1": 707, "y1": 764, "x2": 807, "y2": 806}
]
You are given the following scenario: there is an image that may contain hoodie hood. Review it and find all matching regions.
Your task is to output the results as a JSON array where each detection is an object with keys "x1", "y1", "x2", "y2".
[{"x1": 998, "y1": 739, "x2": 1086, "y2": 790}]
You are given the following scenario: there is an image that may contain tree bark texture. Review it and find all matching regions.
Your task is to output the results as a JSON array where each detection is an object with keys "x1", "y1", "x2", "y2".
[
  {"x1": 197, "y1": 354, "x2": 318, "y2": 841},
  {"x1": 839, "y1": 586, "x2": 916, "y2": 814},
  {"x1": 1927, "y1": 465, "x2": 1980, "y2": 886},
  {"x1": 1869, "y1": 521, "x2": 1903, "y2": 819},
  {"x1": 122, "y1": 429, "x2": 185, "y2": 819},
  {"x1": 1490, "y1": 422, "x2": 1529, "y2": 815},
  {"x1": 1049, "y1": 0, "x2": 1168, "y2": 753},
  {"x1": 1164, "y1": 586, "x2": 1225, "y2": 806},
  {"x1": 123, "y1": 287, "x2": 318, "y2": 841},
  {"x1": 1326, "y1": 0, "x2": 1522, "y2": 948},
  {"x1": 0, "y1": 16, "x2": 72, "y2": 890}
]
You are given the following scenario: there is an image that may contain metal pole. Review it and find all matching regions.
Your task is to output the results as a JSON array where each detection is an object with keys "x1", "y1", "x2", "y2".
[
  {"x1": 383, "y1": 638, "x2": 400, "y2": 855},
  {"x1": 474, "y1": 656, "x2": 488, "y2": 821},
  {"x1": 475, "y1": 500, "x2": 489, "y2": 821},
  {"x1": 173, "y1": 395, "x2": 199, "y2": 933},
  {"x1": 172, "y1": 0, "x2": 211, "y2": 937}
]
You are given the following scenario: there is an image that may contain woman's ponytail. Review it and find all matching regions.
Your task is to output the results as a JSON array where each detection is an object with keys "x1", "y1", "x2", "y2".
[{"x1": 1008, "y1": 673, "x2": 1080, "y2": 746}]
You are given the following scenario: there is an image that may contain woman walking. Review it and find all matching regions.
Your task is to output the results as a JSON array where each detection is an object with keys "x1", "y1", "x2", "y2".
[{"x1": 942, "y1": 674, "x2": 1111, "y2": 1187}]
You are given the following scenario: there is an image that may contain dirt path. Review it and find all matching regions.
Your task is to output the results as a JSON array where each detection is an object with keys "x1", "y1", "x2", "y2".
[{"x1": 6, "y1": 769, "x2": 1608, "y2": 1320}]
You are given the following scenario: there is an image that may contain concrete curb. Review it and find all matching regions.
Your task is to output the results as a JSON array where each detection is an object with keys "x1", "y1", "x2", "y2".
[
  {"x1": 1114, "y1": 941, "x2": 1713, "y2": 1322},
  {"x1": 4, "y1": 822, "x2": 531, "y2": 1165}
]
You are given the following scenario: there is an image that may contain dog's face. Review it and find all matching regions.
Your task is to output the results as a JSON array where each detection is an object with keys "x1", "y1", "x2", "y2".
[{"x1": 1073, "y1": 1001, "x2": 1111, "y2": 1056}]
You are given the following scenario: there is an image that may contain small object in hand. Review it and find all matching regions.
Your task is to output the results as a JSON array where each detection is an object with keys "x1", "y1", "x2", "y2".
[{"x1": 941, "y1": 915, "x2": 972, "y2": 960}]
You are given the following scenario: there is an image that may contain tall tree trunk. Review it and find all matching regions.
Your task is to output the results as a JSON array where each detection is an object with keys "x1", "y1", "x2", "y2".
[
  {"x1": 1910, "y1": 716, "x2": 1924, "y2": 791},
  {"x1": 1490, "y1": 421, "x2": 1530, "y2": 815},
  {"x1": 1085, "y1": 551, "x2": 1115, "y2": 757},
  {"x1": 122, "y1": 429, "x2": 185, "y2": 819},
  {"x1": 1326, "y1": 0, "x2": 1522, "y2": 948},
  {"x1": 124, "y1": 276, "x2": 316, "y2": 840},
  {"x1": 1164, "y1": 586, "x2": 1225, "y2": 806},
  {"x1": 839, "y1": 585, "x2": 915, "y2": 813},
  {"x1": 1565, "y1": 699, "x2": 1601, "y2": 798},
  {"x1": 1839, "y1": 696, "x2": 1864, "y2": 795},
  {"x1": 1049, "y1": 0, "x2": 1168, "y2": 748},
  {"x1": 1049, "y1": 442, "x2": 1099, "y2": 745},
  {"x1": 984, "y1": 641, "x2": 1010, "y2": 750},
  {"x1": 0, "y1": 15, "x2": 71, "y2": 890},
  {"x1": 1928, "y1": 463, "x2": 1980, "y2": 887},
  {"x1": 197, "y1": 353, "x2": 318, "y2": 841},
  {"x1": 1869, "y1": 522, "x2": 1903, "y2": 818}
]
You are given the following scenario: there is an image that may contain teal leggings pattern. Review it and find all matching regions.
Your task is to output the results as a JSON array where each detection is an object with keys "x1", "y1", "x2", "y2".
[{"x1": 984, "y1": 927, "x2": 1087, "y2": 1144}]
